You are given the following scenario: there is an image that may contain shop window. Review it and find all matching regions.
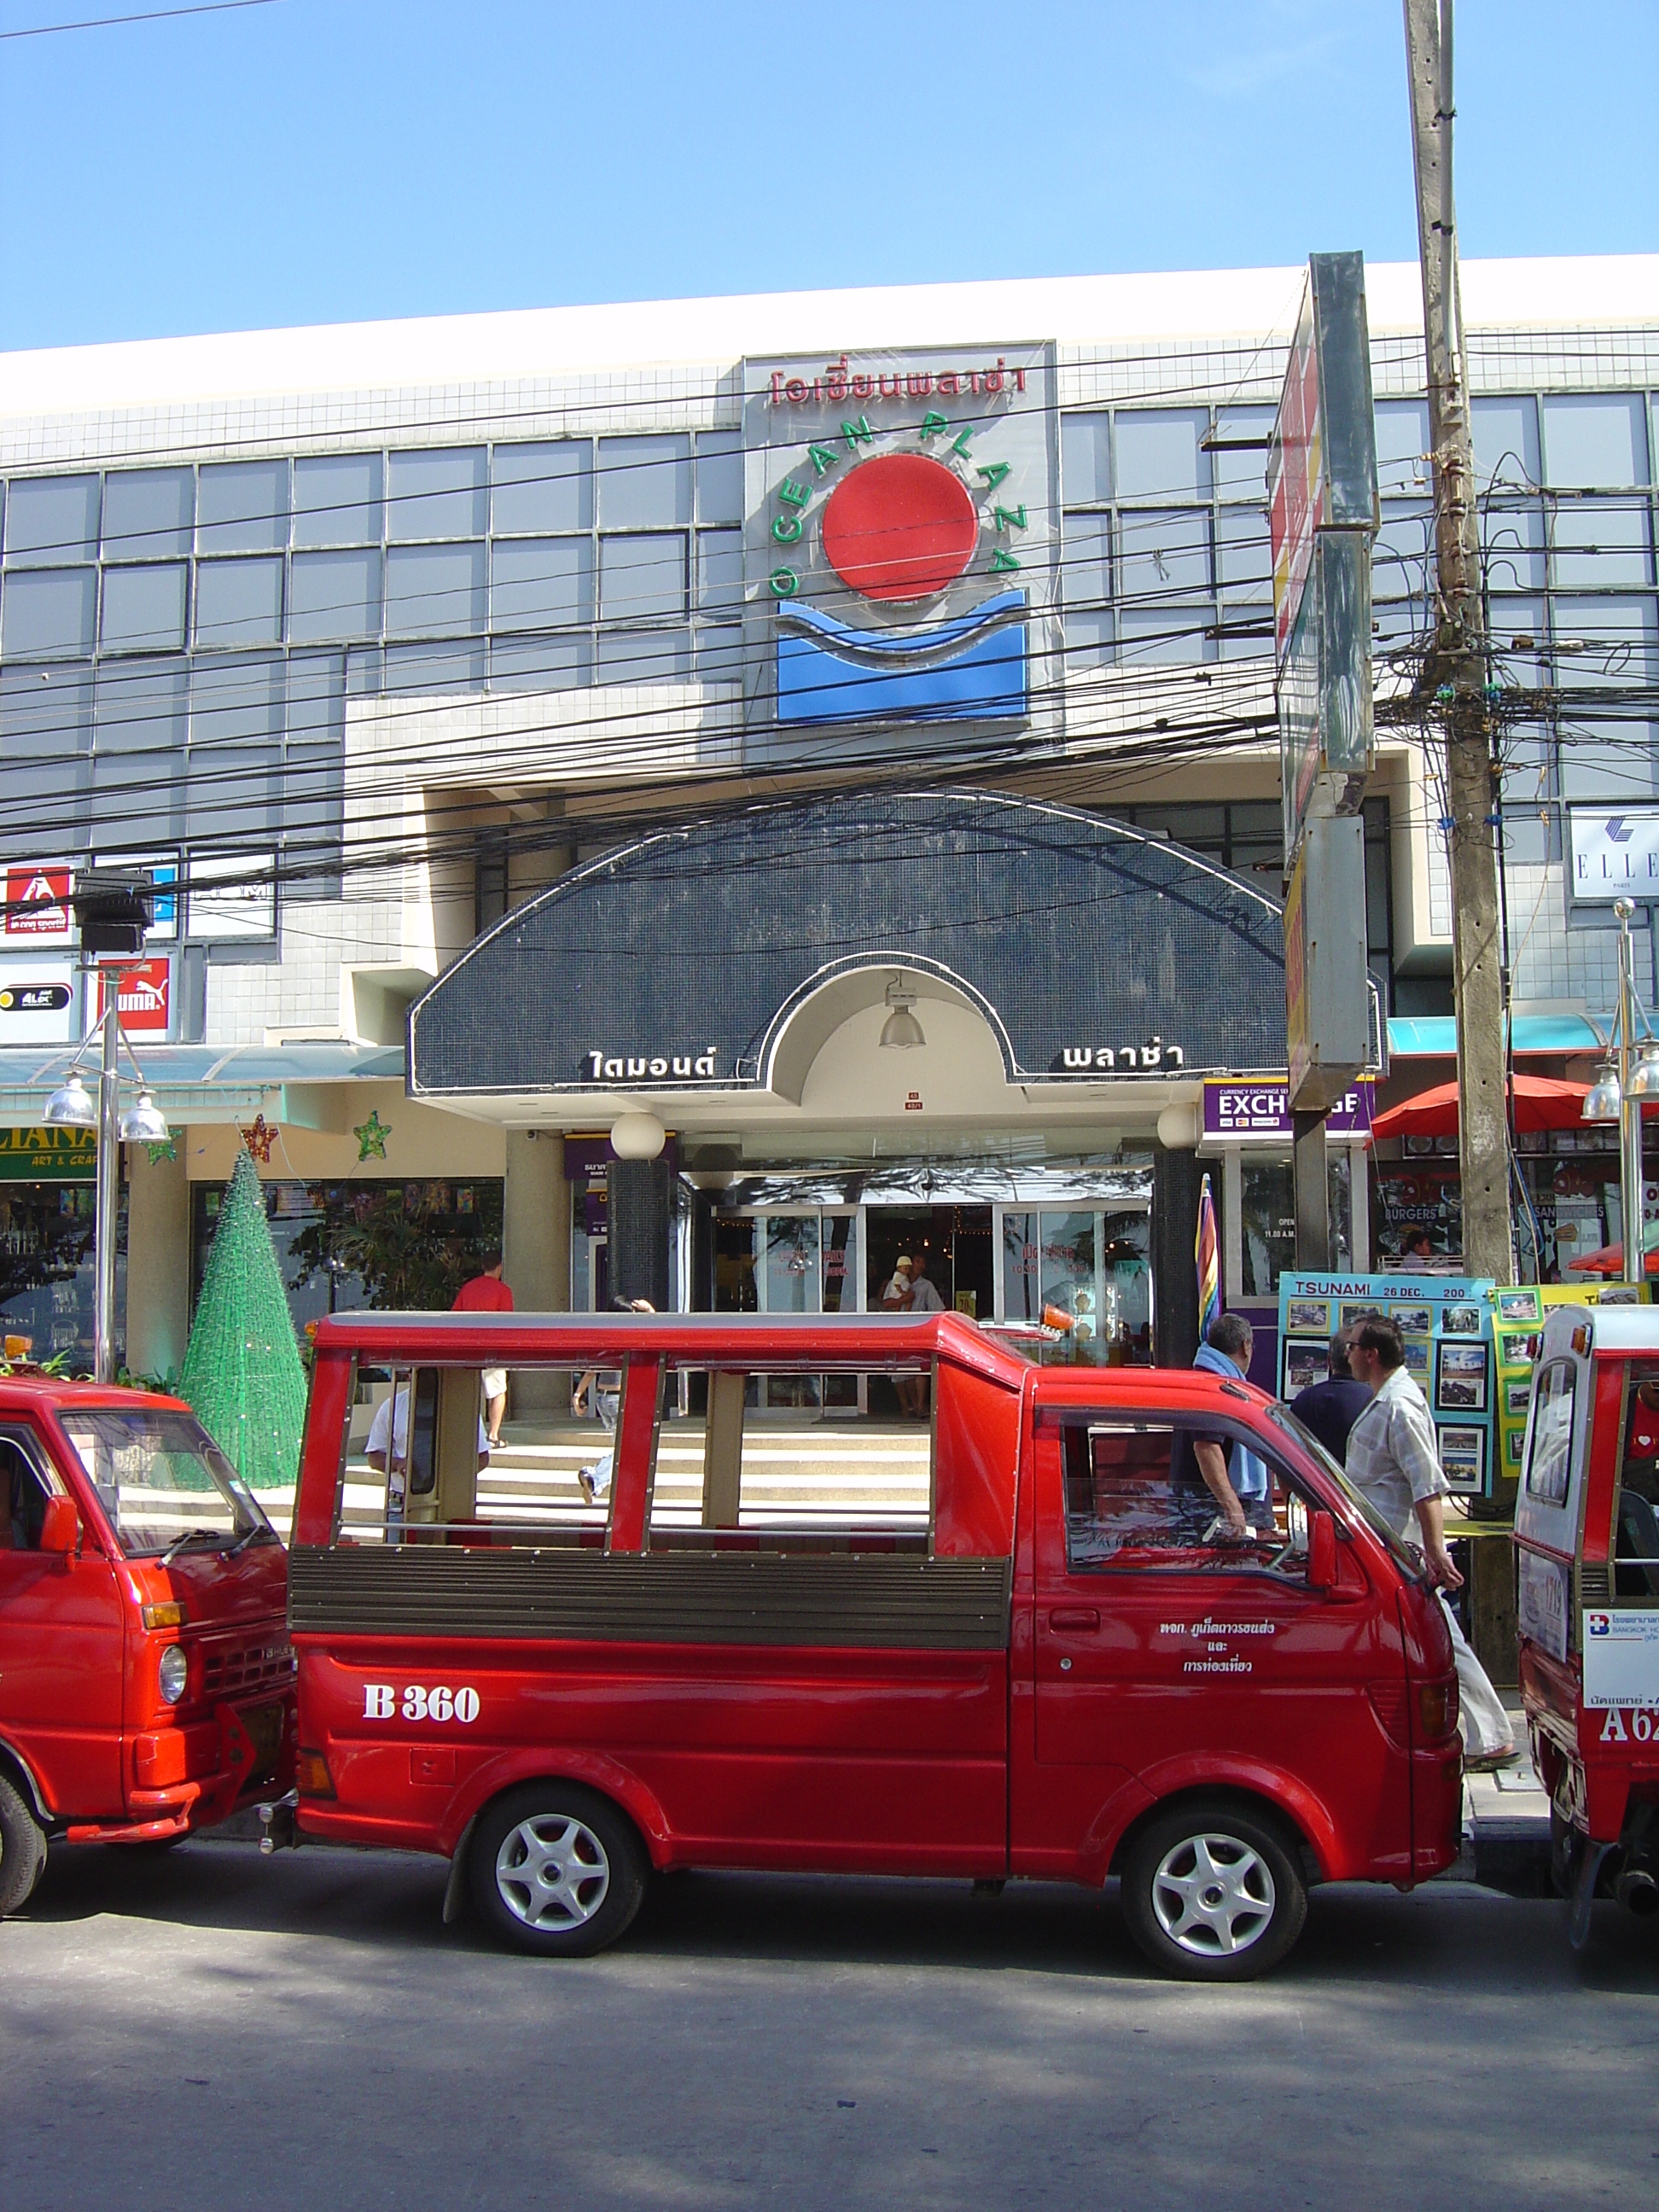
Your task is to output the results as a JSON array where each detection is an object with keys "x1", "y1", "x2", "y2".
[
  {"x1": 1001, "y1": 1208, "x2": 1148, "y2": 1362},
  {"x1": 696, "y1": 430, "x2": 744, "y2": 526},
  {"x1": 597, "y1": 434, "x2": 691, "y2": 531},
  {"x1": 1, "y1": 566, "x2": 96, "y2": 658},
  {"x1": 491, "y1": 536, "x2": 592, "y2": 632},
  {"x1": 4, "y1": 473, "x2": 100, "y2": 566},
  {"x1": 1240, "y1": 1154, "x2": 1351, "y2": 1295},
  {"x1": 195, "y1": 556, "x2": 283, "y2": 649},
  {"x1": 387, "y1": 447, "x2": 487, "y2": 542},
  {"x1": 102, "y1": 468, "x2": 193, "y2": 561},
  {"x1": 1541, "y1": 393, "x2": 1649, "y2": 490},
  {"x1": 1549, "y1": 497, "x2": 1653, "y2": 590},
  {"x1": 0, "y1": 1182, "x2": 125, "y2": 1374},
  {"x1": 1113, "y1": 409, "x2": 1208, "y2": 504},
  {"x1": 599, "y1": 533, "x2": 688, "y2": 624},
  {"x1": 293, "y1": 453, "x2": 383, "y2": 549},
  {"x1": 198, "y1": 459, "x2": 288, "y2": 555},
  {"x1": 1374, "y1": 401, "x2": 1429, "y2": 500},
  {"x1": 289, "y1": 548, "x2": 382, "y2": 642},
  {"x1": 1471, "y1": 396, "x2": 1540, "y2": 492},
  {"x1": 101, "y1": 563, "x2": 188, "y2": 654},
  {"x1": 492, "y1": 441, "x2": 591, "y2": 536},
  {"x1": 1060, "y1": 412, "x2": 1111, "y2": 506},
  {"x1": 1060, "y1": 1417, "x2": 1310, "y2": 1578},
  {"x1": 386, "y1": 542, "x2": 486, "y2": 638}
]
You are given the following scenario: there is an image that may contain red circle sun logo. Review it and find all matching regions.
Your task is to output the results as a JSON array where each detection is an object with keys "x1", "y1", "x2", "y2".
[{"x1": 818, "y1": 452, "x2": 978, "y2": 602}]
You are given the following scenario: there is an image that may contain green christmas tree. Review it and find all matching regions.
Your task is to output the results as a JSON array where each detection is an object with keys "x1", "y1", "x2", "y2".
[{"x1": 179, "y1": 1147, "x2": 308, "y2": 1492}]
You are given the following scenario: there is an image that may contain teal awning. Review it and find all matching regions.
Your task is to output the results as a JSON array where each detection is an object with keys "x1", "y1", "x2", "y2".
[{"x1": 1387, "y1": 1015, "x2": 1600, "y2": 1059}]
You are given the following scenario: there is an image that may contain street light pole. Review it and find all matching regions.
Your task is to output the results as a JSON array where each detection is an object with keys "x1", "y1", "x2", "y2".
[{"x1": 94, "y1": 981, "x2": 123, "y2": 1385}]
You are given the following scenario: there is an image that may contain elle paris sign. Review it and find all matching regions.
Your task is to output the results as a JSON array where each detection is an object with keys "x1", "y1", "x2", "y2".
[{"x1": 763, "y1": 357, "x2": 1032, "y2": 606}]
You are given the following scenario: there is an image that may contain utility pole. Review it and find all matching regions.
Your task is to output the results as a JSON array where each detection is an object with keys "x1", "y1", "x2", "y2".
[{"x1": 1402, "y1": 0, "x2": 1512, "y2": 1285}]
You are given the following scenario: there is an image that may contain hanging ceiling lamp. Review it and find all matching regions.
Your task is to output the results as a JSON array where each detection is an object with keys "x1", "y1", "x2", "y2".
[
  {"x1": 119, "y1": 1090, "x2": 170, "y2": 1143},
  {"x1": 1626, "y1": 1043, "x2": 1659, "y2": 1098},
  {"x1": 43, "y1": 1073, "x2": 96, "y2": 1129},
  {"x1": 878, "y1": 975, "x2": 926, "y2": 1051},
  {"x1": 1583, "y1": 1062, "x2": 1622, "y2": 1121}
]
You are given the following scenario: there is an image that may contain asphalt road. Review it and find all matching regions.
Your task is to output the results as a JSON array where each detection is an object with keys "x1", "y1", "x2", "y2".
[{"x1": 3, "y1": 1841, "x2": 1656, "y2": 2211}]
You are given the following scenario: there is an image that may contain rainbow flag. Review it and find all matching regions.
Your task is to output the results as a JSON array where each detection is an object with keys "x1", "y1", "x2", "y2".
[{"x1": 1195, "y1": 1173, "x2": 1220, "y2": 1342}]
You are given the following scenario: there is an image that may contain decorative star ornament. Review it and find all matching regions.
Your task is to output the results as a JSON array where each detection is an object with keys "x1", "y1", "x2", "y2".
[
  {"x1": 241, "y1": 1115, "x2": 277, "y2": 1164},
  {"x1": 353, "y1": 1108, "x2": 391, "y2": 1161},
  {"x1": 146, "y1": 1136, "x2": 178, "y2": 1166}
]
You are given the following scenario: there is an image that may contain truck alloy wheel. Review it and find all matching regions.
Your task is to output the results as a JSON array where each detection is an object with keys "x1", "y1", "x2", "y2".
[
  {"x1": 1121, "y1": 1798, "x2": 1307, "y2": 1981},
  {"x1": 0, "y1": 1773, "x2": 48, "y2": 1918},
  {"x1": 469, "y1": 1783, "x2": 648, "y2": 1957}
]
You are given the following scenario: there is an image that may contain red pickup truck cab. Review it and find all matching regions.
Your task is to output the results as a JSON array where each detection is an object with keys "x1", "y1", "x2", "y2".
[
  {"x1": 279, "y1": 1311, "x2": 1461, "y2": 1980},
  {"x1": 1513, "y1": 1306, "x2": 1659, "y2": 1943},
  {"x1": 0, "y1": 1377, "x2": 295, "y2": 1917}
]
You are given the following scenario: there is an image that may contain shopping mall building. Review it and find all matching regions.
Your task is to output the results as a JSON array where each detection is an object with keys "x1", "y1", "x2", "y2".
[{"x1": 0, "y1": 256, "x2": 1656, "y2": 1391}]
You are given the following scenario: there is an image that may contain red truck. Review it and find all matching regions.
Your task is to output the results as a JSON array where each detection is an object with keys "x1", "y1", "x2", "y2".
[
  {"x1": 271, "y1": 1310, "x2": 1462, "y2": 1980},
  {"x1": 0, "y1": 1376, "x2": 295, "y2": 1916}
]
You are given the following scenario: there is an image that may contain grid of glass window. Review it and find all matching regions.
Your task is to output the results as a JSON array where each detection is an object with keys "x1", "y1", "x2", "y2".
[{"x1": 0, "y1": 430, "x2": 747, "y2": 858}]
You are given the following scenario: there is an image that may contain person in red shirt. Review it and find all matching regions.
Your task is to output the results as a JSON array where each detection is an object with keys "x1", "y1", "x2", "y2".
[{"x1": 452, "y1": 1249, "x2": 515, "y2": 1446}]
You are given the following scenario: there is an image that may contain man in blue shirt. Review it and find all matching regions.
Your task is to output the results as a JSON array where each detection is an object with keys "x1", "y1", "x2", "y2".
[
  {"x1": 1174, "y1": 1313, "x2": 1274, "y2": 1541},
  {"x1": 1289, "y1": 1329, "x2": 1372, "y2": 1464}
]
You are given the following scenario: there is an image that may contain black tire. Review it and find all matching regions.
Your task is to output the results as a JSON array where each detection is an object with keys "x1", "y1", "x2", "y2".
[
  {"x1": 0, "y1": 1773, "x2": 48, "y2": 1918},
  {"x1": 1120, "y1": 1796, "x2": 1307, "y2": 1982},
  {"x1": 469, "y1": 1782, "x2": 648, "y2": 1958}
]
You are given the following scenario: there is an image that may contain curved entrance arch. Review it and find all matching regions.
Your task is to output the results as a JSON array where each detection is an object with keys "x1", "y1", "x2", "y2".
[{"x1": 761, "y1": 954, "x2": 1016, "y2": 1109}]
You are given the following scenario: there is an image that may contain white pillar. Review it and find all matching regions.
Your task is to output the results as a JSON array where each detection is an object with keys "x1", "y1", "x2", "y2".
[{"x1": 502, "y1": 1130, "x2": 568, "y2": 1414}]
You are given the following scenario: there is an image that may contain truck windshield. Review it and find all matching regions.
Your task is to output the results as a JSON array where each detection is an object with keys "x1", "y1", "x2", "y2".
[
  {"x1": 1265, "y1": 1405, "x2": 1428, "y2": 1582},
  {"x1": 57, "y1": 1408, "x2": 271, "y2": 1560}
]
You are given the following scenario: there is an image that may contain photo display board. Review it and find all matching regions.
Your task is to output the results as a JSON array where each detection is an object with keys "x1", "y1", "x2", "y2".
[{"x1": 1276, "y1": 1273, "x2": 1497, "y2": 1497}]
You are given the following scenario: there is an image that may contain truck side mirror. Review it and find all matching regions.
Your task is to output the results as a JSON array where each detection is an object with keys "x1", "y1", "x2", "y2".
[
  {"x1": 1307, "y1": 1511, "x2": 1337, "y2": 1589},
  {"x1": 39, "y1": 1495, "x2": 79, "y2": 1557}
]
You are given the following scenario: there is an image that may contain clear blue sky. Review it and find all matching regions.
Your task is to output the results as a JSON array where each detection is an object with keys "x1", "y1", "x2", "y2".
[{"x1": 0, "y1": 0, "x2": 1653, "y2": 351}]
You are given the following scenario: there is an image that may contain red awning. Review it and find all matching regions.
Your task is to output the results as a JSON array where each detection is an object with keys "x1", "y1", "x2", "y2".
[{"x1": 1372, "y1": 1073, "x2": 1591, "y2": 1143}]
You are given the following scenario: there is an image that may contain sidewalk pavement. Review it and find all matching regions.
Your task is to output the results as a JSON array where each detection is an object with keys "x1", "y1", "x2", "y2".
[{"x1": 1442, "y1": 1696, "x2": 1554, "y2": 1895}]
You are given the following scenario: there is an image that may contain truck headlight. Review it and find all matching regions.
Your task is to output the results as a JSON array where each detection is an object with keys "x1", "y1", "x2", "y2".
[{"x1": 158, "y1": 1644, "x2": 189, "y2": 1704}]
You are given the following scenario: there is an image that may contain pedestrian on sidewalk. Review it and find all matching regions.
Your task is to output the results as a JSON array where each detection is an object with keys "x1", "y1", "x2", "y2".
[
  {"x1": 1289, "y1": 1327, "x2": 1371, "y2": 1464},
  {"x1": 1179, "y1": 1313, "x2": 1275, "y2": 1541},
  {"x1": 452, "y1": 1247, "x2": 514, "y2": 1447},
  {"x1": 573, "y1": 1295, "x2": 655, "y2": 1505},
  {"x1": 1345, "y1": 1315, "x2": 1514, "y2": 1767}
]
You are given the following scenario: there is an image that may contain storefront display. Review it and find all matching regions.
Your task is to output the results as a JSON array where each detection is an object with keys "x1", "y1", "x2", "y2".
[
  {"x1": 1278, "y1": 1272, "x2": 1499, "y2": 1497},
  {"x1": 0, "y1": 1128, "x2": 121, "y2": 1371},
  {"x1": 1372, "y1": 1125, "x2": 1659, "y2": 1279}
]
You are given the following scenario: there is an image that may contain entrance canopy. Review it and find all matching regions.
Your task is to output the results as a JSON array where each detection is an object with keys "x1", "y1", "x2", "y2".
[{"x1": 409, "y1": 789, "x2": 1289, "y2": 1113}]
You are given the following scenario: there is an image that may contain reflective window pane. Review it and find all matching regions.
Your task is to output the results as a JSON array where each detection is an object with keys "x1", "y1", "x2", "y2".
[
  {"x1": 287, "y1": 650, "x2": 346, "y2": 748},
  {"x1": 595, "y1": 626, "x2": 690, "y2": 684},
  {"x1": 597, "y1": 434, "x2": 691, "y2": 529},
  {"x1": 1542, "y1": 394, "x2": 1649, "y2": 488},
  {"x1": 1038, "y1": 1210, "x2": 1103, "y2": 1359},
  {"x1": 1481, "y1": 499, "x2": 1546, "y2": 592},
  {"x1": 102, "y1": 468, "x2": 192, "y2": 561},
  {"x1": 387, "y1": 447, "x2": 487, "y2": 541},
  {"x1": 1471, "y1": 396, "x2": 1540, "y2": 492},
  {"x1": 101, "y1": 562, "x2": 187, "y2": 652},
  {"x1": 95, "y1": 658, "x2": 188, "y2": 752},
  {"x1": 0, "y1": 660, "x2": 92, "y2": 761},
  {"x1": 1212, "y1": 406, "x2": 1275, "y2": 503},
  {"x1": 1550, "y1": 497, "x2": 1653, "y2": 589},
  {"x1": 1064, "y1": 608, "x2": 1115, "y2": 667},
  {"x1": 198, "y1": 459, "x2": 288, "y2": 554},
  {"x1": 1118, "y1": 509, "x2": 1211, "y2": 602},
  {"x1": 1114, "y1": 410, "x2": 1208, "y2": 502},
  {"x1": 190, "y1": 651, "x2": 283, "y2": 746},
  {"x1": 695, "y1": 622, "x2": 742, "y2": 682},
  {"x1": 1553, "y1": 596, "x2": 1658, "y2": 684},
  {"x1": 696, "y1": 527, "x2": 742, "y2": 615},
  {"x1": 765, "y1": 1215, "x2": 821, "y2": 1315},
  {"x1": 1060, "y1": 413, "x2": 1111, "y2": 505},
  {"x1": 293, "y1": 453, "x2": 382, "y2": 547},
  {"x1": 599, "y1": 532, "x2": 687, "y2": 622},
  {"x1": 491, "y1": 537, "x2": 592, "y2": 632},
  {"x1": 4, "y1": 474, "x2": 100, "y2": 565},
  {"x1": 1, "y1": 566, "x2": 96, "y2": 656},
  {"x1": 1214, "y1": 507, "x2": 1271, "y2": 601},
  {"x1": 289, "y1": 548, "x2": 382, "y2": 641},
  {"x1": 383, "y1": 641, "x2": 486, "y2": 694},
  {"x1": 1374, "y1": 401, "x2": 1430, "y2": 499},
  {"x1": 1061, "y1": 512, "x2": 1112, "y2": 606},
  {"x1": 490, "y1": 634, "x2": 587, "y2": 691},
  {"x1": 386, "y1": 543, "x2": 485, "y2": 637},
  {"x1": 195, "y1": 555, "x2": 283, "y2": 648},
  {"x1": 1373, "y1": 499, "x2": 1434, "y2": 602},
  {"x1": 1241, "y1": 1155, "x2": 1294, "y2": 1296},
  {"x1": 1117, "y1": 605, "x2": 1211, "y2": 663},
  {"x1": 491, "y1": 442, "x2": 591, "y2": 535},
  {"x1": 696, "y1": 430, "x2": 744, "y2": 525}
]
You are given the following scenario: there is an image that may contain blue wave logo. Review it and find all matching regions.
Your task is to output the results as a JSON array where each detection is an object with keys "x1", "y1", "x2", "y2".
[{"x1": 775, "y1": 591, "x2": 1027, "y2": 725}]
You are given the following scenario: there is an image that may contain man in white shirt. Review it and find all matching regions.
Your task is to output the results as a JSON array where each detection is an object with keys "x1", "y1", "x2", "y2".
[
  {"x1": 1346, "y1": 1316, "x2": 1513, "y2": 1766},
  {"x1": 907, "y1": 1254, "x2": 946, "y2": 1315},
  {"x1": 365, "y1": 1383, "x2": 489, "y2": 1476}
]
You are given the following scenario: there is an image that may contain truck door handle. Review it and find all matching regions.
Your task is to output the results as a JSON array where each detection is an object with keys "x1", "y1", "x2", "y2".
[{"x1": 1049, "y1": 1607, "x2": 1100, "y2": 1633}]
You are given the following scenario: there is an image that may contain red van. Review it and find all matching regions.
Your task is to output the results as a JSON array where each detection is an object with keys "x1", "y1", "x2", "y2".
[
  {"x1": 1513, "y1": 1306, "x2": 1659, "y2": 1945},
  {"x1": 271, "y1": 1311, "x2": 1461, "y2": 1980},
  {"x1": 0, "y1": 1377, "x2": 295, "y2": 1917}
]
